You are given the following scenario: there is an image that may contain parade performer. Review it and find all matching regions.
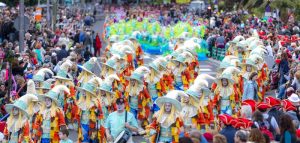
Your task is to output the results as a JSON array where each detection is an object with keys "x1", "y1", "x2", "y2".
[
  {"x1": 101, "y1": 54, "x2": 125, "y2": 98},
  {"x1": 226, "y1": 36, "x2": 245, "y2": 56},
  {"x1": 249, "y1": 53, "x2": 269, "y2": 101},
  {"x1": 33, "y1": 85, "x2": 69, "y2": 143},
  {"x1": 183, "y1": 39, "x2": 201, "y2": 83},
  {"x1": 53, "y1": 59, "x2": 78, "y2": 129},
  {"x1": 213, "y1": 67, "x2": 240, "y2": 116},
  {"x1": 3, "y1": 94, "x2": 38, "y2": 143},
  {"x1": 239, "y1": 59, "x2": 258, "y2": 94},
  {"x1": 183, "y1": 74, "x2": 215, "y2": 131},
  {"x1": 35, "y1": 79, "x2": 55, "y2": 95},
  {"x1": 104, "y1": 35, "x2": 119, "y2": 61},
  {"x1": 124, "y1": 66, "x2": 151, "y2": 131},
  {"x1": 111, "y1": 44, "x2": 136, "y2": 77},
  {"x1": 174, "y1": 32, "x2": 188, "y2": 51},
  {"x1": 129, "y1": 36, "x2": 144, "y2": 66},
  {"x1": 146, "y1": 90, "x2": 184, "y2": 143},
  {"x1": 169, "y1": 51, "x2": 195, "y2": 90},
  {"x1": 99, "y1": 74, "x2": 120, "y2": 118},
  {"x1": 76, "y1": 77, "x2": 106, "y2": 143},
  {"x1": 32, "y1": 68, "x2": 54, "y2": 95},
  {"x1": 146, "y1": 58, "x2": 167, "y2": 114},
  {"x1": 24, "y1": 80, "x2": 41, "y2": 132},
  {"x1": 236, "y1": 41, "x2": 248, "y2": 62},
  {"x1": 77, "y1": 57, "x2": 98, "y2": 85}
]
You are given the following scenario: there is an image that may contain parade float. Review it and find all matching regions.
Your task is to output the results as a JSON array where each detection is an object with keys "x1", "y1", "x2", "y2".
[{"x1": 103, "y1": 18, "x2": 209, "y2": 60}]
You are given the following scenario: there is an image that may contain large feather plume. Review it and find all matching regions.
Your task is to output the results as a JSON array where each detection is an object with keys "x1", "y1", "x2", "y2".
[
  {"x1": 26, "y1": 79, "x2": 36, "y2": 94},
  {"x1": 60, "y1": 59, "x2": 73, "y2": 71},
  {"x1": 230, "y1": 59, "x2": 241, "y2": 67},
  {"x1": 88, "y1": 57, "x2": 98, "y2": 64},
  {"x1": 246, "y1": 37, "x2": 259, "y2": 44},
  {"x1": 180, "y1": 51, "x2": 194, "y2": 63},
  {"x1": 233, "y1": 35, "x2": 245, "y2": 42},
  {"x1": 221, "y1": 55, "x2": 238, "y2": 65},
  {"x1": 134, "y1": 66, "x2": 151, "y2": 75},
  {"x1": 120, "y1": 45, "x2": 135, "y2": 55},
  {"x1": 88, "y1": 76, "x2": 103, "y2": 87},
  {"x1": 104, "y1": 74, "x2": 120, "y2": 85},
  {"x1": 194, "y1": 74, "x2": 216, "y2": 85},
  {"x1": 222, "y1": 67, "x2": 241, "y2": 75},
  {"x1": 250, "y1": 48, "x2": 267, "y2": 57},
  {"x1": 249, "y1": 54, "x2": 263, "y2": 63},
  {"x1": 51, "y1": 85, "x2": 70, "y2": 95},
  {"x1": 36, "y1": 68, "x2": 54, "y2": 77},
  {"x1": 19, "y1": 93, "x2": 39, "y2": 104},
  {"x1": 132, "y1": 31, "x2": 141, "y2": 37}
]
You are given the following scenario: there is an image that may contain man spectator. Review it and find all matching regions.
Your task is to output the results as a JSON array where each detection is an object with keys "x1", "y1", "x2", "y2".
[
  {"x1": 56, "y1": 44, "x2": 69, "y2": 62},
  {"x1": 215, "y1": 33, "x2": 226, "y2": 60}
]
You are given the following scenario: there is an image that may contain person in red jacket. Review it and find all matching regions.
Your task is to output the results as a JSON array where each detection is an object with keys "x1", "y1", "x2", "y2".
[{"x1": 95, "y1": 33, "x2": 102, "y2": 56}]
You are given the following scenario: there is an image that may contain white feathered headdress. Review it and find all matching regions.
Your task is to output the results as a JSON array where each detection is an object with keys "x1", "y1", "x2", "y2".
[
  {"x1": 51, "y1": 85, "x2": 70, "y2": 95},
  {"x1": 103, "y1": 74, "x2": 120, "y2": 86},
  {"x1": 35, "y1": 68, "x2": 54, "y2": 78},
  {"x1": 26, "y1": 79, "x2": 37, "y2": 95}
]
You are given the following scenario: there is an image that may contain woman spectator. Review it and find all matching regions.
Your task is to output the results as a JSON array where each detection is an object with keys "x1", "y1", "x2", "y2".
[
  {"x1": 213, "y1": 134, "x2": 227, "y2": 143},
  {"x1": 11, "y1": 58, "x2": 28, "y2": 76},
  {"x1": 248, "y1": 128, "x2": 265, "y2": 143},
  {"x1": 234, "y1": 130, "x2": 248, "y2": 143},
  {"x1": 242, "y1": 72, "x2": 259, "y2": 101},
  {"x1": 278, "y1": 52, "x2": 290, "y2": 87},
  {"x1": 279, "y1": 114, "x2": 297, "y2": 143},
  {"x1": 291, "y1": 71, "x2": 300, "y2": 91}
]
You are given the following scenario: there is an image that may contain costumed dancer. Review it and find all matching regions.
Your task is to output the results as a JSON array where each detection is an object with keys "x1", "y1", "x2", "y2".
[
  {"x1": 182, "y1": 74, "x2": 216, "y2": 132},
  {"x1": 76, "y1": 77, "x2": 106, "y2": 143},
  {"x1": 146, "y1": 58, "x2": 168, "y2": 119},
  {"x1": 183, "y1": 39, "x2": 201, "y2": 84},
  {"x1": 239, "y1": 59, "x2": 258, "y2": 94},
  {"x1": 35, "y1": 79, "x2": 55, "y2": 95},
  {"x1": 77, "y1": 57, "x2": 98, "y2": 86},
  {"x1": 249, "y1": 53, "x2": 269, "y2": 101},
  {"x1": 32, "y1": 68, "x2": 54, "y2": 95},
  {"x1": 226, "y1": 36, "x2": 245, "y2": 56},
  {"x1": 146, "y1": 90, "x2": 184, "y2": 143},
  {"x1": 24, "y1": 80, "x2": 41, "y2": 133},
  {"x1": 110, "y1": 44, "x2": 136, "y2": 77},
  {"x1": 129, "y1": 34, "x2": 144, "y2": 66},
  {"x1": 213, "y1": 67, "x2": 240, "y2": 116},
  {"x1": 236, "y1": 40, "x2": 248, "y2": 62},
  {"x1": 33, "y1": 85, "x2": 69, "y2": 143},
  {"x1": 124, "y1": 66, "x2": 151, "y2": 132},
  {"x1": 169, "y1": 51, "x2": 195, "y2": 90},
  {"x1": 103, "y1": 35, "x2": 119, "y2": 62},
  {"x1": 53, "y1": 60, "x2": 78, "y2": 130},
  {"x1": 3, "y1": 94, "x2": 38, "y2": 142},
  {"x1": 101, "y1": 54, "x2": 124, "y2": 98},
  {"x1": 174, "y1": 32, "x2": 188, "y2": 51},
  {"x1": 99, "y1": 74, "x2": 120, "y2": 118}
]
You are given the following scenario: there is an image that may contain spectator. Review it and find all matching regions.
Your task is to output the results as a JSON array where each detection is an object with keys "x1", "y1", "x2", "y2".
[
  {"x1": 234, "y1": 130, "x2": 248, "y2": 143},
  {"x1": 242, "y1": 72, "x2": 259, "y2": 101},
  {"x1": 57, "y1": 44, "x2": 69, "y2": 62},
  {"x1": 215, "y1": 33, "x2": 226, "y2": 60},
  {"x1": 179, "y1": 137, "x2": 193, "y2": 143},
  {"x1": 279, "y1": 114, "x2": 297, "y2": 143},
  {"x1": 95, "y1": 33, "x2": 102, "y2": 56},
  {"x1": 278, "y1": 52, "x2": 290, "y2": 87},
  {"x1": 248, "y1": 128, "x2": 265, "y2": 143},
  {"x1": 291, "y1": 71, "x2": 300, "y2": 91},
  {"x1": 59, "y1": 129, "x2": 73, "y2": 143},
  {"x1": 213, "y1": 134, "x2": 227, "y2": 143}
]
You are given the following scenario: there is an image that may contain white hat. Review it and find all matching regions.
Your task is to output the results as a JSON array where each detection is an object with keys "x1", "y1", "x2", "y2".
[{"x1": 288, "y1": 93, "x2": 300, "y2": 103}]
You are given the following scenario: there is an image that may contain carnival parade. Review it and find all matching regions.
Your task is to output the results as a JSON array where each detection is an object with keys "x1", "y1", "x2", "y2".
[{"x1": 0, "y1": 1, "x2": 300, "y2": 143}]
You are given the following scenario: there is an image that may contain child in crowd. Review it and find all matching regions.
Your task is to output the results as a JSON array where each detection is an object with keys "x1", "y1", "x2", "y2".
[{"x1": 59, "y1": 129, "x2": 73, "y2": 143}]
